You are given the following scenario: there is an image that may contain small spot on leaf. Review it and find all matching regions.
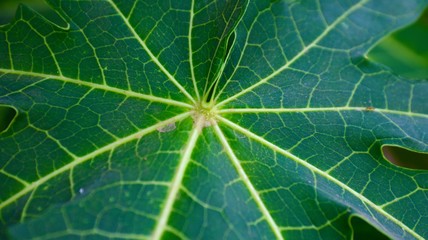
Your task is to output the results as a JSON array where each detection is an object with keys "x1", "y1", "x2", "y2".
[
  {"x1": 364, "y1": 106, "x2": 375, "y2": 112},
  {"x1": 382, "y1": 145, "x2": 428, "y2": 170},
  {"x1": 156, "y1": 122, "x2": 176, "y2": 133}
]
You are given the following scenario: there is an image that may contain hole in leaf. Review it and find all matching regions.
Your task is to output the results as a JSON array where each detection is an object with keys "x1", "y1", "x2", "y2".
[
  {"x1": 382, "y1": 145, "x2": 428, "y2": 170},
  {"x1": 0, "y1": 0, "x2": 67, "y2": 29},
  {"x1": 0, "y1": 106, "x2": 16, "y2": 133},
  {"x1": 350, "y1": 216, "x2": 389, "y2": 240},
  {"x1": 0, "y1": 0, "x2": 49, "y2": 25},
  {"x1": 367, "y1": 7, "x2": 428, "y2": 79}
]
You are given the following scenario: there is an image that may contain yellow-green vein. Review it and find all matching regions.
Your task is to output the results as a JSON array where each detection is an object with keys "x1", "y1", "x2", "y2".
[
  {"x1": 217, "y1": 115, "x2": 423, "y2": 240},
  {"x1": 216, "y1": 107, "x2": 428, "y2": 119},
  {"x1": 212, "y1": 123, "x2": 284, "y2": 240},
  {"x1": 216, "y1": 0, "x2": 369, "y2": 108},
  {"x1": 188, "y1": 0, "x2": 200, "y2": 101},
  {"x1": 0, "y1": 68, "x2": 193, "y2": 108},
  {"x1": 0, "y1": 112, "x2": 191, "y2": 210},
  {"x1": 107, "y1": 0, "x2": 196, "y2": 104},
  {"x1": 151, "y1": 115, "x2": 204, "y2": 240}
]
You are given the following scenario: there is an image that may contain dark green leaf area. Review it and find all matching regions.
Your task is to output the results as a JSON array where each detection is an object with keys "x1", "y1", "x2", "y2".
[
  {"x1": 1, "y1": 0, "x2": 428, "y2": 239},
  {"x1": 166, "y1": 127, "x2": 276, "y2": 239},
  {"x1": 224, "y1": 111, "x2": 427, "y2": 168},
  {"x1": 221, "y1": 49, "x2": 428, "y2": 115},
  {"x1": 217, "y1": 0, "x2": 428, "y2": 104},
  {"x1": 220, "y1": 121, "x2": 418, "y2": 239},
  {"x1": 219, "y1": 123, "x2": 353, "y2": 239},
  {"x1": 351, "y1": 216, "x2": 389, "y2": 240},
  {"x1": 192, "y1": 0, "x2": 247, "y2": 96},
  {"x1": 7, "y1": 118, "x2": 194, "y2": 239},
  {"x1": 118, "y1": 0, "x2": 252, "y2": 103},
  {"x1": 0, "y1": 105, "x2": 16, "y2": 133},
  {"x1": 0, "y1": 3, "x2": 187, "y2": 101},
  {"x1": 0, "y1": 73, "x2": 187, "y2": 238},
  {"x1": 109, "y1": 0, "x2": 196, "y2": 97},
  {"x1": 0, "y1": 76, "x2": 186, "y2": 153},
  {"x1": 223, "y1": 110, "x2": 427, "y2": 237},
  {"x1": 348, "y1": 71, "x2": 428, "y2": 115}
]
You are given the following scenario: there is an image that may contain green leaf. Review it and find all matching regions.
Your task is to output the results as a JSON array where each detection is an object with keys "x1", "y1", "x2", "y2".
[
  {"x1": 367, "y1": 9, "x2": 428, "y2": 79},
  {"x1": 1, "y1": 0, "x2": 428, "y2": 239}
]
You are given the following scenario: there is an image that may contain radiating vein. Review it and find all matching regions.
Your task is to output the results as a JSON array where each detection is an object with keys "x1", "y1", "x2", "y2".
[
  {"x1": 30, "y1": 229, "x2": 150, "y2": 240},
  {"x1": 216, "y1": 115, "x2": 423, "y2": 240},
  {"x1": 0, "y1": 68, "x2": 193, "y2": 108},
  {"x1": 202, "y1": 0, "x2": 242, "y2": 98},
  {"x1": 0, "y1": 112, "x2": 191, "y2": 210},
  {"x1": 213, "y1": 7, "x2": 270, "y2": 103},
  {"x1": 151, "y1": 115, "x2": 204, "y2": 240},
  {"x1": 216, "y1": 107, "x2": 428, "y2": 118},
  {"x1": 212, "y1": 123, "x2": 284, "y2": 240},
  {"x1": 107, "y1": 0, "x2": 196, "y2": 104},
  {"x1": 188, "y1": 0, "x2": 200, "y2": 101},
  {"x1": 216, "y1": 0, "x2": 369, "y2": 108}
]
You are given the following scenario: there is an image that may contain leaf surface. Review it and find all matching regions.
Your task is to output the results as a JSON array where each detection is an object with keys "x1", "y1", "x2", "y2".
[{"x1": 1, "y1": 0, "x2": 428, "y2": 239}]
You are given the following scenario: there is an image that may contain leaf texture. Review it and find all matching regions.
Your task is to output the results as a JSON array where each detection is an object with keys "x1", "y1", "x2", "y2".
[{"x1": 1, "y1": 0, "x2": 428, "y2": 239}]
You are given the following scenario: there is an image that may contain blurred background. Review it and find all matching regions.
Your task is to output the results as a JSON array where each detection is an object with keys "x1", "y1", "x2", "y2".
[
  {"x1": 0, "y1": 0, "x2": 50, "y2": 25},
  {"x1": 368, "y1": 8, "x2": 428, "y2": 79}
]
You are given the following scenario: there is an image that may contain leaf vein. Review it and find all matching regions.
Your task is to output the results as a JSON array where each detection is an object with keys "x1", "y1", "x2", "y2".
[
  {"x1": 213, "y1": 123, "x2": 284, "y2": 240},
  {"x1": 216, "y1": 0, "x2": 370, "y2": 107},
  {"x1": 0, "y1": 112, "x2": 191, "y2": 211},
  {"x1": 217, "y1": 115, "x2": 423, "y2": 239},
  {"x1": 151, "y1": 115, "x2": 204, "y2": 240},
  {"x1": 107, "y1": 0, "x2": 196, "y2": 104},
  {"x1": 0, "y1": 68, "x2": 192, "y2": 108}
]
